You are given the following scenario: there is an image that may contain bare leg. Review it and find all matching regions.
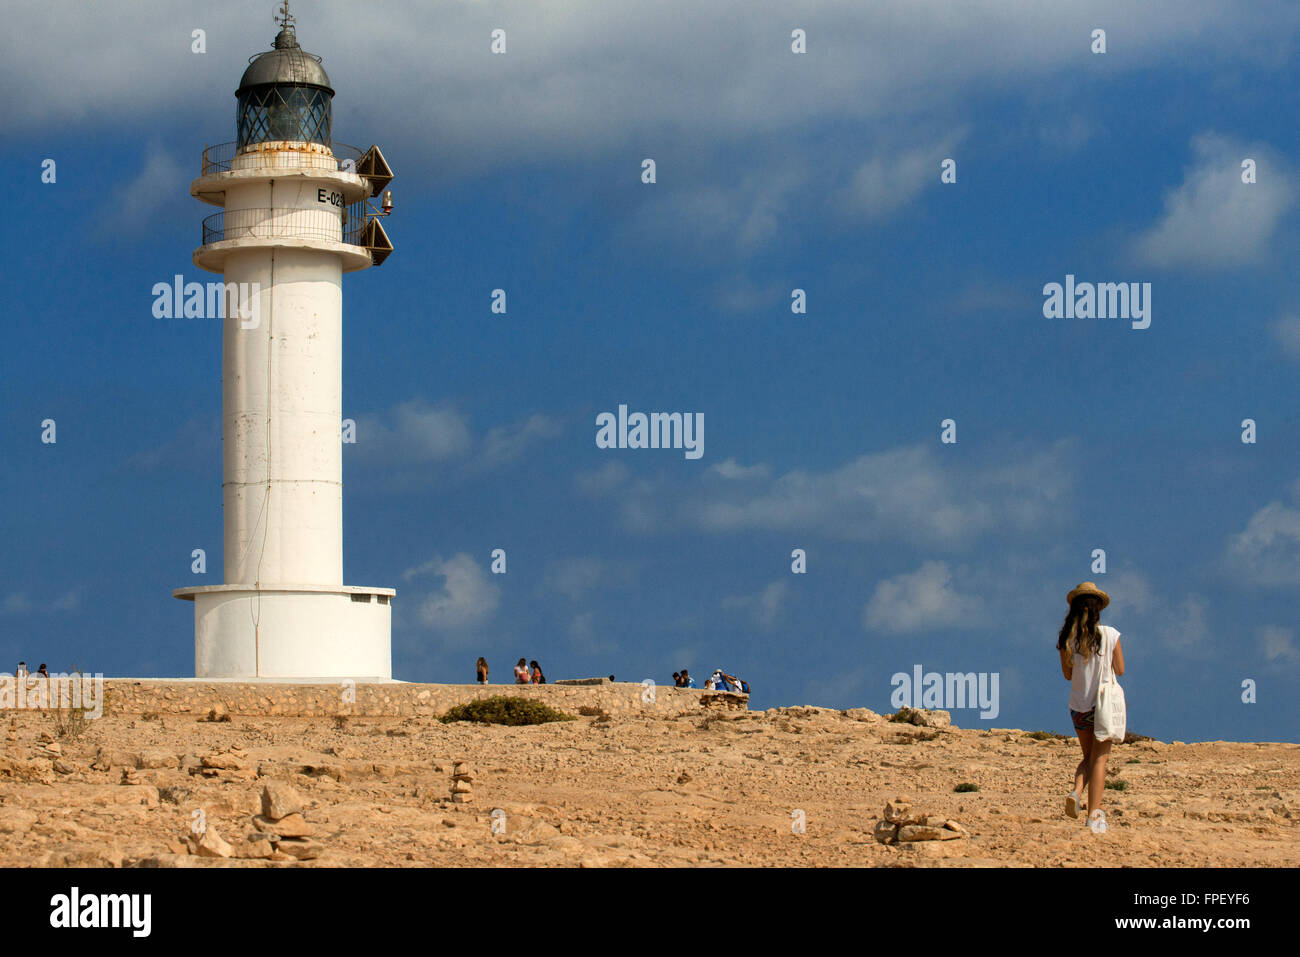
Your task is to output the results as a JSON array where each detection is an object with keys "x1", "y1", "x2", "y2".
[
  {"x1": 1087, "y1": 737, "x2": 1113, "y2": 815},
  {"x1": 1074, "y1": 726, "x2": 1093, "y2": 800}
]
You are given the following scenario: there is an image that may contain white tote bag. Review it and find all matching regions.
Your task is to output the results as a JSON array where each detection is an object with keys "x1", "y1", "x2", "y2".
[{"x1": 1093, "y1": 628, "x2": 1127, "y2": 742}]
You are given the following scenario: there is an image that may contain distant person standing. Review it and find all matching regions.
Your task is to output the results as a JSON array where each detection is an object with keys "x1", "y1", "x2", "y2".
[
  {"x1": 14, "y1": 662, "x2": 27, "y2": 679},
  {"x1": 36, "y1": 664, "x2": 48, "y2": 678},
  {"x1": 530, "y1": 660, "x2": 546, "y2": 684},
  {"x1": 1056, "y1": 582, "x2": 1125, "y2": 835},
  {"x1": 476, "y1": 657, "x2": 490, "y2": 684},
  {"x1": 514, "y1": 658, "x2": 530, "y2": 684}
]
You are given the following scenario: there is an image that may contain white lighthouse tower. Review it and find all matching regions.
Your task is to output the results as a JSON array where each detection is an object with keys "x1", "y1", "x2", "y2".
[{"x1": 174, "y1": 4, "x2": 397, "y2": 680}]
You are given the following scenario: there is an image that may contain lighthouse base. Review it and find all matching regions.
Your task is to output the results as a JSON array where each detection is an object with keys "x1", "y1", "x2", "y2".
[{"x1": 173, "y1": 584, "x2": 394, "y2": 680}]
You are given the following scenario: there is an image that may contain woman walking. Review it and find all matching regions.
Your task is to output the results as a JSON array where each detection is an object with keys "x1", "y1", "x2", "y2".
[{"x1": 1056, "y1": 582, "x2": 1125, "y2": 835}]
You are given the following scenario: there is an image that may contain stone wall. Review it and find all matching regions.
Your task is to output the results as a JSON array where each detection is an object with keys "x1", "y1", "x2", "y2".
[{"x1": 103, "y1": 679, "x2": 747, "y2": 719}]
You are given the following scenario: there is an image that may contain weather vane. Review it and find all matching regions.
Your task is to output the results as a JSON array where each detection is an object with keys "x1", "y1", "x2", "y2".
[{"x1": 275, "y1": 1, "x2": 295, "y2": 34}]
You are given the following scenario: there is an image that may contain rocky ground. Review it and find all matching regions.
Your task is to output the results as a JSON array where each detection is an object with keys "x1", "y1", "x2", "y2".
[{"x1": 1, "y1": 704, "x2": 1295, "y2": 867}]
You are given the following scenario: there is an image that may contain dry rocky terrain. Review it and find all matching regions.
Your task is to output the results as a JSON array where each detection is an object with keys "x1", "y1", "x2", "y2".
[{"x1": 1, "y1": 703, "x2": 1296, "y2": 867}]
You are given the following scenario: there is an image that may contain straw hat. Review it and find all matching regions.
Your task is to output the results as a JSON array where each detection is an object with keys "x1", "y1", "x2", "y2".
[{"x1": 1067, "y1": 581, "x2": 1109, "y2": 608}]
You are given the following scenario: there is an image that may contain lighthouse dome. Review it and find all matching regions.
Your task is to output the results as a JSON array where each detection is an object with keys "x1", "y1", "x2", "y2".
[
  {"x1": 237, "y1": 28, "x2": 333, "y2": 94},
  {"x1": 235, "y1": 22, "x2": 334, "y2": 149}
]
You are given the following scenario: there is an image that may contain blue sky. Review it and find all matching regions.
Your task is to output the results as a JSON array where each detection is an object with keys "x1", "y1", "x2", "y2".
[{"x1": 1, "y1": 1, "x2": 1298, "y2": 742}]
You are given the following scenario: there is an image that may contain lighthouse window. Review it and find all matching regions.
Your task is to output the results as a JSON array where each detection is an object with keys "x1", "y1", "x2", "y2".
[
  {"x1": 350, "y1": 593, "x2": 372, "y2": 603},
  {"x1": 237, "y1": 85, "x2": 332, "y2": 148}
]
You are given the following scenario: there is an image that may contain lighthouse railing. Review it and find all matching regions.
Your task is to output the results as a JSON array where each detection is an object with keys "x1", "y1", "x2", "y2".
[
  {"x1": 200, "y1": 140, "x2": 365, "y2": 176},
  {"x1": 202, "y1": 207, "x2": 363, "y2": 248}
]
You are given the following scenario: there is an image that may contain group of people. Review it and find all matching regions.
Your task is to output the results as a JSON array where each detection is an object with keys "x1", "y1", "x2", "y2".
[
  {"x1": 673, "y1": 668, "x2": 749, "y2": 694},
  {"x1": 474, "y1": 657, "x2": 546, "y2": 685},
  {"x1": 15, "y1": 662, "x2": 49, "y2": 679}
]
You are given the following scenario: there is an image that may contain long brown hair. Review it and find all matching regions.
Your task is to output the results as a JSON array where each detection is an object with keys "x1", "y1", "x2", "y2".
[{"x1": 1057, "y1": 594, "x2": 1103, "y2": 659}]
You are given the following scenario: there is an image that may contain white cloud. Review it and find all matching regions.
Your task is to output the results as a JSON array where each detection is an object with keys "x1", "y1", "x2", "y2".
[
  {"x1": 575, "y1": 461, "x2": 629, "y2": 496},
  {"x1": 625, "y1": 165, "x2": 807, "y2": 257},
  {"x1": 1260, "y1": 625, "x2": 1300, "y2": 664},
  {"x1": 112, "y1": 150, "x2": 186, "y2": 232},
  {"x1": 6, "y1": 1, "x2": 1289, "y2": 180},
  {"x1": 843, "y1": 130, "x2": 965, "y2": 220},
  {"x1": 707, "y1": 458, "x2": 771, "y2": 481},
  {"x1": 402, "y1": 553, "x2": 500, "y2": 631},
  {"x1": 568, "y1": 611, "x2": 616, "y2": 655},
  {"x1": 1038, "y1": 115, "x2": 1097, "y2": 153},
  {"x1": 1132, "y1": 132, "x2": 1295, "y2": 269},
  {"x1": 723, "y1": 579, "x2": 790, "y2": 629},
  {"x1": 863, "y1": 561, "x2": 983, "y2": 633},
  {"x1": 1270, "y1": 315, "x2": 1300, "y2": 358},
  {"x1": 479, "y1": 414, "x2": 562, "y2": 468},
  {"x1": 630, "y1": 440, "x2": 1075, "y2": 546},
  {"x1": 51, "y1": 590, "x2": 82, "y2": 612},
  {"x1": 128, "y1": 416, "x2": 221, "y2": 473},
  {"x1": 543, "y1": 557, "x2": 608, "y2": 601},
  {"x1": 1224, "y1": 501, "x2": 1300, "y2": 586},
  {"x1": 356, "y1": 400, "x2": 472, "y2": 465},
  {"x1": 1101, "y1": 566, "x2": 1212, "y2": 656},
  {"x1": 1, "y1": 589, "x2": 82, "y2": 615},
  {"x1": 353, "y1": 400, "x2": 559, "y2": 476},
  {"x1": 711, "y1": 276, "x2": 786, "y2": 315}
]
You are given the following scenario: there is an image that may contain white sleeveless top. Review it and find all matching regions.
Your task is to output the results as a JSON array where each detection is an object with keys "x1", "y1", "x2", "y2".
[{"x1": 1069, "y1": 625, "x2": 1120, "y2": 713}]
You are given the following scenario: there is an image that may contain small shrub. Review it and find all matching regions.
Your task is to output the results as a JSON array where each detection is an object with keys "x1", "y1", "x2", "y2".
[
  {"x1": 1024, "y1": 730, "x2": 1069, "y2": 741},
  {"x1": 1105, "y1": 780, "x2": 1129, "y2": 791},
  {"x1": 954, "y1": 782, "x2": 980, "y2": 793},
  {"x1": 1122, "y1": 731, "x2": 1153, "y2": 744},
  {"x1": 50, "y1": 669, "x2": 95, "y2": 741},
  {"x1": 331, "y1": 715, "x2": 349, "y2": 730},
  {"x1": 439, "y1": 696, "x2": 576, "y2": 726},
  {"x1": 577, "y1": 705, "x2": 608, "y2": 718},
  {"x1": 158, "y1": 785, "x2": 191, "y2": 805}
]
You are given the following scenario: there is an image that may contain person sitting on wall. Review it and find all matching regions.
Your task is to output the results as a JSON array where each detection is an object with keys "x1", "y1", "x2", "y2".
[
  {"x1": 476, "y1": 657, "x2": 489, "y2": 684},
  {"x1": 679, "y1": 669, "x2": 695, "y2": 689},
  {"x1": 530, "y1": 660, "x2": 546, "y2": 684},
  {"x1": 514, "y1": 658, "x2": 530, "y2": 684}
]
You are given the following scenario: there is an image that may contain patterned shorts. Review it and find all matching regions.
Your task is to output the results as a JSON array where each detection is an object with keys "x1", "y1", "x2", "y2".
[{"x1": 1070, "y1": 708, "x2": 1095, "y2": 732}]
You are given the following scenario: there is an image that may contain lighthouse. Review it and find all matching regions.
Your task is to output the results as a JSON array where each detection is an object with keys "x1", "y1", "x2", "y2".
[{"x1": 174, "y1": 3, "x2": 397, "y2": 680}]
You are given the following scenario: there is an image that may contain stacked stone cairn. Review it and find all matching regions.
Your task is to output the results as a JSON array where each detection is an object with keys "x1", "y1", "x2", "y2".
[
  {"x1": 451, "y1": 761, "x2": 474, "y2": 803},
  {"x1": 179, "y1": 782, "x2": 323, "y2": 861},
  {"x1": 873, "y1": 797, "x2": 970, "y2": 845}
]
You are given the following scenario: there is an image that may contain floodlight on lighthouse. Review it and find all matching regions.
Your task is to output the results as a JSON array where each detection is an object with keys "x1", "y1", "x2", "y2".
[
  {"x1": 382, "y1": 190, "x2": 394, "y2": 214},
  {"x1": 174, "y1": 3, "x2": 397, "y2": 680}
]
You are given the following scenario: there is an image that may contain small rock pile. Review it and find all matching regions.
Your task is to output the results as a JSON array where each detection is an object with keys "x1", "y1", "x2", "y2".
[
  {"x1": 451, "y1": 761, "x2": 474, "y2": 803},
  {"x1": 179, "y1": 783, "x2": 324, "y2": 861},
  {"x1": 890, "y1": 707, "x2": 952, "y2": 729},
  {"x1": 195, "y1": 747, "x2": 256, "y2": 782},
  {"x1": 873, "y1": 798, "x2": 969, "y2": 845}
]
